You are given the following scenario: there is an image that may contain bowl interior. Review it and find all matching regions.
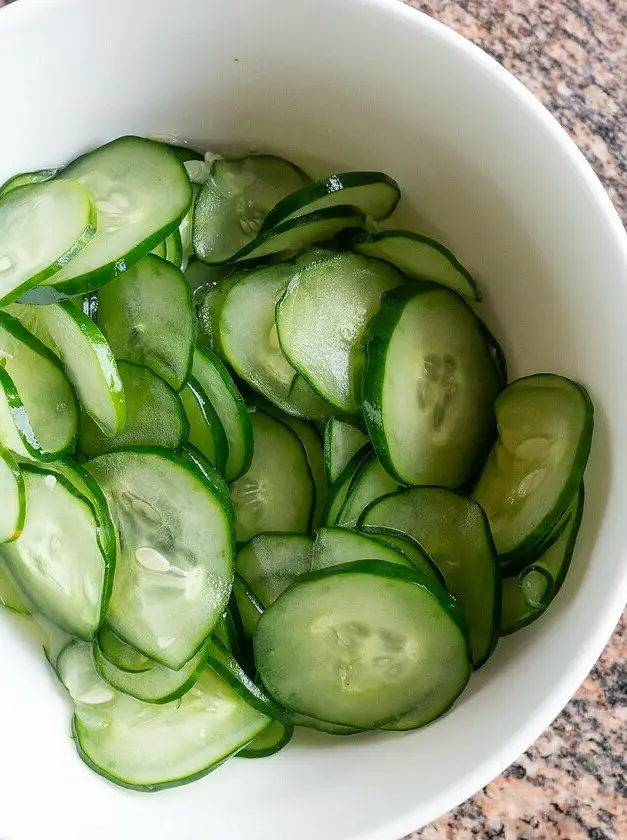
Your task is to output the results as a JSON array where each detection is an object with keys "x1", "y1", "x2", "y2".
[{"x1": 1, "y1": 1, "x2": 626, "y2": 839}]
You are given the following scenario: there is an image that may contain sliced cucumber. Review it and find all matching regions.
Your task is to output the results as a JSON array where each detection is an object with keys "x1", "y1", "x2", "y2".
[
  {"x1": 472, "y1": 374, "x2": 593, "y2": 571},
  {"x1": 0, "y1": 560, "x2": 29, "y2": 614},
  {"x1": 350, "y1": 229, "x2": 480, "y2": 301},
  {"x1": 230, "y1": 410, "x2": 314, "y2": 542},
  {"x1": 94, "y1": 638, "x2": 208, "y2": 704},
  {"x1": 236, "y1": 533, "x2": 313, "y2": 606},
  {"x1": 320, "y1": 445, "x2": 371, "y2": 527},
  {"x1": 0, "y1": 167, "x2": 60, "y2": 200},
  {"x1": 1, "y1": 465, "x2": 111, "y2": 638},
  {"x1": 261, "y1": 171, "x2": 400, "y2": 231},
  {"x1": 153, "y1": 230, "x2": 183, "y2": 268},
  {"x1": 97, "y1": 253, "x2": 195, "y2": 390},
  {"x1": 254, "y1": 560, "x2": 470, "y2": 729},
  {"x1": 0, "y1": 446, "x2": 25, "y2": 543},
  {"x1": 58, "y1": 641, "x2": 270, "y2": 791},
  {"x1": 0, "y1": 179, "x2": 96, "y2": 306},
  {"x1": 97, "y1": 625, "x2": 152, "y2": 673},
  {"x1": 49, "y1": 136, "x2": 192, "y2": 293},
  {"x1": 193, "y1": 155, "x2": 311, "y2": 263},
  {"x1": 239, "y1": 721, "x2": 293, "y2": 758},
  {"x1": 501, "y1": 489, "x2": 584, "y2": 635},
  {"x1": 335, "y1": 454, "x2": 401, "y2": 529},
  {"x1": 179, "y1": 184, "x2": 201, "y2": 272},
  {"x1": 324, "y1": 418, "x2": 368, "y2": 485},
  {"x1": 277, "y1": 253, "x2": 405, "y2": 413},
  {"x1": 360, "y1": 488, "x2": 499, "y2": 668},
  {"x1": 191, "y1": 346, "x2": 253, "y2": 481},
  {"x1": 0, "y1": 312, "x2": 78, "y2": 460},
  {"x1": 311, "y1": 527, "x2": 413, "y2": 571},
  {"x1": 227, "y1": 206, "x2": 365, "y2": 264},
  {"x1": 8, "y1": 300, "x2": 125, "y2": 437},
  {"x1": 219, "y1": 264, "x2": 331, "y2": 420},
  {"x1": 79, "y1": 361, "x2": 188, "y2": 457},
  {"x1": 180, "y1": 377, "x2": 228, "y2": 474},
  {"x1": 364, "y1": 283, "x2": 501, "y2": 487},
  {"x1": 86, "y1": 449, "x2": 234, "y2": 669}
]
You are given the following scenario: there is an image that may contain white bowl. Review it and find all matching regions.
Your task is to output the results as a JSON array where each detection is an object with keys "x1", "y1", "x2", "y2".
[{"x1": 1, "y1": 0, "x2": 626, "y2": 838}]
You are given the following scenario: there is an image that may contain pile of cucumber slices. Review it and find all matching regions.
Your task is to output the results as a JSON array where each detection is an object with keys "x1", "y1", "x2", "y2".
[{"x1": 0, "y1": 136, "x2": 593, "y2": 790}]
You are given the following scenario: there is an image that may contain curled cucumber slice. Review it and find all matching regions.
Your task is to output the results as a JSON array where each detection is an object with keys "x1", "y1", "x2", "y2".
[
  {"x1": 193, "y1": 154, "x2": 311, "y2": 264},
  {"x1": 0, "y1": 179, "x2": 96, "y2": 306},
  {"x1": 473, "y1": 374, "x2": 593, "y2": 572},
  {"x1": 0, "y1": 312, "x2": 78, "y2": 461},
  {"x1": 8, "y1": 300, "x2": 125, "y2": 438},
  {"x1": 350, "y1": 229, "x2": 480, "y2": 301},
  {"x1": 49, "y1": 136, "x2": 193, "y2": 293},
  {"x1": 261, "y1": 171, "x2": 400, "y2": 231}
]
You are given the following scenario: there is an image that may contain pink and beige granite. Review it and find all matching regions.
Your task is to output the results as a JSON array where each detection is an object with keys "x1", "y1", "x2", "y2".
[{"x1": 398, "y1": 1, "x2": 627, "y2": 837}]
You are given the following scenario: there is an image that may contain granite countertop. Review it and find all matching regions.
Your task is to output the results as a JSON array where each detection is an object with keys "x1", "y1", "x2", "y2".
[
  {"x1": 400, "y1": 0, "x2": 627, "y2": 837},
  {"x1": 0, "y1": 0, "x2": 624, "y2": 837}
]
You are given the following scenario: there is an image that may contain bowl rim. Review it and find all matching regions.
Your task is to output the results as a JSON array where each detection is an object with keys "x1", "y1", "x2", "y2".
[{"x1": 2, "y1": 0, "x2": 627, "y2": 837}]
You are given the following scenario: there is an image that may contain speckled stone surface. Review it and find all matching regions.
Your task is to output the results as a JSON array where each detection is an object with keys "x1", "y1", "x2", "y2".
[{"x1": 398, "y1": 1, "x2": 627, "y2": 837}]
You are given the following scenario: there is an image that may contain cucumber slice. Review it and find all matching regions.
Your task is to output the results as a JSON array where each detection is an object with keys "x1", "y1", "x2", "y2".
[
  {"x1": 261, "y1": 171, "x2": 400, "y2": 231},
  {"x1": 58, "y1": 641, "x2": 270, "y2": 791},
  {"x1": 8, "y1": 301, "x2": 125, "y2": 437},
  {"x1": 179, "y1": 185, "x2": 201, "y2": 272},
  {"x1": 311, "y1": 527, "x2": 413, "y2": 571},
  {"x1": 479, "y1": 320, "x2": 508, "y2": 388},
  {"x1": 230, "y1": 410, "x2": 314, "y2": 542},
  {"x1": 219, "y1": 264, "x2": 331, "y2": 420},
  {"x1": 236, "y1": 533, "x2": 314, "y2": 606},
  {"x1": 97, "y1": 625, "x2": 152, "y2": 673},
  {"x1": 0, "y1": 312, "x2": 78, "y2": 460},
  {"x1": 86, "y1": 449, "x2": 234, "y2": 669},
  {"x1": 259, "y1": 402, "x2": 327, "y2": 526},
  {"x1": 49, "y1": 136, "x2": 193, "y2": 293},
  {"x1": 213, "y1": 608, "x2": 239, "y2": 653},
  {"x1": 94, "y1": 638, "x2": 208, "y2": 704},
  {"x1": 0, "y1": 167, "x2": 60, "y2": 199},
  {"x1": 0, "y1": 179, "x2": 96, "y2": 306},
  {"x1": 239, "y1": 721, "x2": 293, "y2": 758},
  {"x1": 1, "y1": 465, "x2": 111, "y2": 638},
  {"x1": 320, "y1": 445, "x2": 371, "y2": 527},
  {"x1": 227, "y1": 206, "x2": 365, "y2": 264},
  {"x1": 350, "y1": 230, "x2": 480, "y2": 301},
  {"x1": 360, "y1": 488, "x2": 500, "y2": 668},
  {"x1": 472, "y1": 374, "x2": 593, "y2": 571},
  {"x1": 180, "y1": 377, "x2": 228, "y2": 474},
  {"x1": 364, "y1": 283, "x2": 501, "y2": 487},
  {"x1": 254, "y1": 559, "x2": 470, "y2": 729},
  {"x1": 324, "y1": 418, "x2": 368, "y2": 485},
  {"x1": 277, "y1": 253, "x2": 405, "y2": 413},
  {"x1": 79, "y1": 361, "x2": 188, "y2": 457},
  {"x1": 0, "y1": 561, "x2": 29, "y2": 614},
  {"x1": 335, "y1": 454, "x2": 401, "y2": 529},
  {"x1": 152, "y1": 230, "x2": 183, "y2": 268},
  {"x1": 191, "y1": 346, "x2": 253, "y2": 481},
  {"x1": 501, "y1": 489, "x2": 584, "y2": 635},
  {"x1": 193, "y1": 155, "x2": 311, "y2": 264},
  {"x1": 232, "y1": 573, "x2": 265, "y2": 637},
  {"x1": 160, "y1": 143, "x2": 205, "y2": 164},
  {"x1": 290, "y1": 713, "x2": 360, "y2": 736},
  {"x1": 0, "y1": 446, "x2": 25, "y2": 543},
  {"x1": 97, "y1": 253, "x2": 195, "y2": 390}
]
